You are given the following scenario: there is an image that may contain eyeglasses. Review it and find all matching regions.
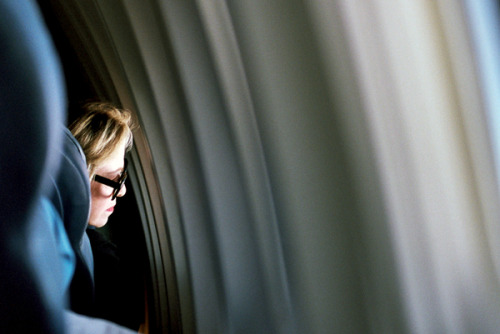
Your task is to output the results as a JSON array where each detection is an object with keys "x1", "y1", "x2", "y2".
[{"x1": 93, "y1": 159, "x2": 128, "y2": 200}]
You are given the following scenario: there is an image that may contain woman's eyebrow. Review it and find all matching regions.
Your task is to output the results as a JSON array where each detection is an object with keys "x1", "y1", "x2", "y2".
[
  {"x1": 111, "y1": 167, "x2": 125, "y2": 174},
  {"x1": 98, "y1": 166, "x2": 124, "y2": 175}
]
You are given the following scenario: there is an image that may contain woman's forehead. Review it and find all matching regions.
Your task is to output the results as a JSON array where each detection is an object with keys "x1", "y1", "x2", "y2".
[
  {"x1": 97, "y1": 162, "x2": 123, "y2": 174},
  {"x1": 96, "y1": 141, "x2": 126, "y2": 173}
]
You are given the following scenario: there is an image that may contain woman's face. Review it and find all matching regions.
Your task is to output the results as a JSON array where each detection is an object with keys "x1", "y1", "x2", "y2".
[{"x1": 88, "y1": 139, "x2": 127, "y2": 228}]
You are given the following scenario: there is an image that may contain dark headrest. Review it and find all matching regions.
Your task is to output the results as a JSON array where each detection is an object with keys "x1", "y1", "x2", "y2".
[
  {"x1": 0, "y1": 0, "x2": 65, "y2": 229},
  {"x1": 49, "y1": 128, "x2": 96, "y2": 315},
  {"x1": 51, "y1": 128, "x2": 91, "y2": 248},
  {"x1": 0, "y1": 0, "x2": 66, "y2": 333}
]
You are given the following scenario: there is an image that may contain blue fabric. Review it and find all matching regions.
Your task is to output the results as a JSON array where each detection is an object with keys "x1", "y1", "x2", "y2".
[
  {"x1": 81, "y1": 232, "x2": 95, "y2": 281},
  {"x1": 29, "y1": 197, "x2": 76, "y2": 301},
  {"x1": 0, "y1": 0, "x2": 66, "y2": 332},
  {"x1": 50, "y1": 129, "x2": 95, "y2": 315},
  {"x1": 42, "y1": 197, "x2": 76, "y2": 294}
]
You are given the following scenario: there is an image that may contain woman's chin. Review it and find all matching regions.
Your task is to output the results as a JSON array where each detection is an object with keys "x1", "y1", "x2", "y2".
[{"x1": 88, "y1": 218, "x2": 109, "y2": 228}]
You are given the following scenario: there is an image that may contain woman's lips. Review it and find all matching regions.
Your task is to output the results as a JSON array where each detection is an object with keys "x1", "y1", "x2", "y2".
[{"x1": 106, "y1": 206, "x2": 115, "y2": 212}]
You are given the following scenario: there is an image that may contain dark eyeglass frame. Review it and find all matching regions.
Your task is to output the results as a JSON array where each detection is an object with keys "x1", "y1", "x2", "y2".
[{"x1": 93, "y1": 159, "x2": 128, "y2": 200}]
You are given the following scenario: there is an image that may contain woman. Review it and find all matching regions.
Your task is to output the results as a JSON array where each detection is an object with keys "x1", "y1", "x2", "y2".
[
  {"x1": 70, "y1": 101, "x2": 134, "y2": 228},
  {"x1": 69, "y1": 102, "x2": 143, "y2": 331}
]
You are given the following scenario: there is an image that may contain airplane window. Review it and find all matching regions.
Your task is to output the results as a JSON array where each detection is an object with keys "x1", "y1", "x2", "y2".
[
  {"x1": 35, "y1": 2, "x2": 151, "y2": 332},
  {"x1": 29, "y1": 0, "x2": 500, "y2": 333},
  {"x1": 88, "y1": 178, "x2": 147, "y2": 330}
]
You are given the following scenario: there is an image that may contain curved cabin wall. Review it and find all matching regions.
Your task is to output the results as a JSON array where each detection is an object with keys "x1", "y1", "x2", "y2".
[{"x1": 37, "y1": 0, "x2": 500, "y2": 333}]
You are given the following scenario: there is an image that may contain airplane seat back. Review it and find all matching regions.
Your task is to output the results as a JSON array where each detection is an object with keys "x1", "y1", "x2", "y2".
[
  {"x1": 0, "y1": 0, "x2": 67, "y2": 333},
  {"x1": 50, "y1": 128, "x2": 96, "y2": 315}
]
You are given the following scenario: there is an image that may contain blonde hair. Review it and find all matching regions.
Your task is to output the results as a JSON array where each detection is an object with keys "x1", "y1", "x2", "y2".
[{"x1": 69, "y1": 102, "x2": 134, "y2": 179}]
